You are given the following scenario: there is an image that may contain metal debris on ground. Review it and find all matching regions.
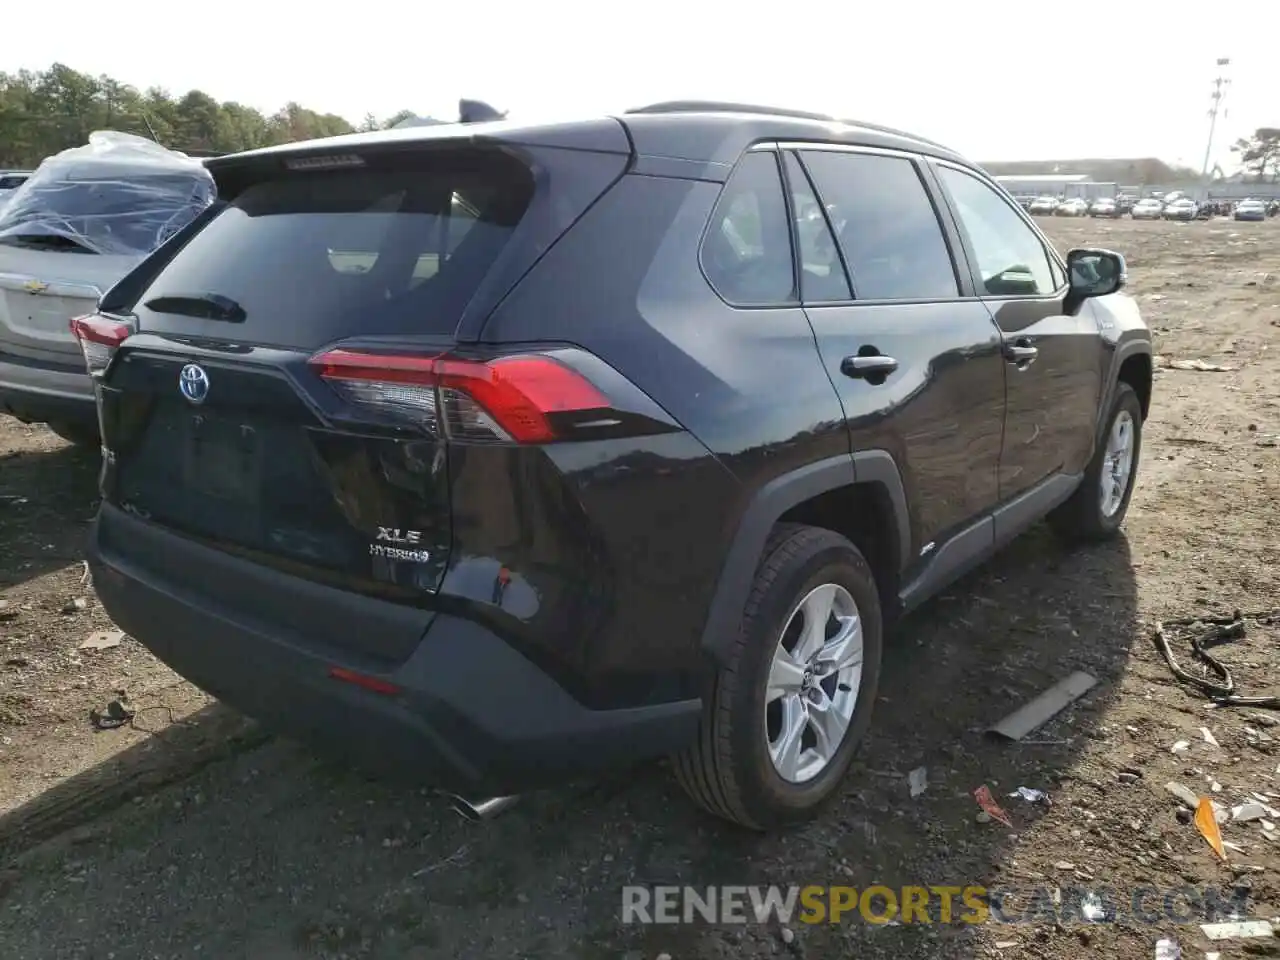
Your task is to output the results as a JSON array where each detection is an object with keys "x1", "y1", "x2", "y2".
[
  {"x1": 1009, "y1": 786, "x2": 1049, "y2": 804},
  {"x1": 411, "y1": 844, "x2": 470, "y2": 877},
  {"x1": 973, "y1": 785, "x2": 1013, "y2": 827},
  {"x1": 1153, "y1": 936, "x2": 1181, "y2": 959},
  {"x1": 1200, "y1": 727, "x2": 1220, "y2": 747},
  {"x1": 1231, "y1": 803, "x2": 1270, "y2": 823},
  {"x1": 1171, "y1": 740, "x2": 1191, "y2": 754},
  {"x1": 1199, "y1": 919, "x2": 1275, "y2": 941},
  {"x1": 1152, "y1": 610, "x2": 1280, "y2": 709},
  {"x1": 1166, "y1": 782, "x2": 1200, "y2": 808},
  {"x1": 907, "y1": 766, "x2": 928, "y2": 798},
  {"x1": 80, "y1": 631, "x2": 124, "y2": 651},
  {"x1": 986, "y1": 671, "x2": 1098, "y2": 741},
  {"x1": 1158, "y1": 357, "x2": 1237, "y2": 372}
]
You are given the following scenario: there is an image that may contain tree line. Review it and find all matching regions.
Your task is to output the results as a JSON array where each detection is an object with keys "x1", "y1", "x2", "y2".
[{"x1": 0, "y1": 63, "x2": 421, "y2": 168}]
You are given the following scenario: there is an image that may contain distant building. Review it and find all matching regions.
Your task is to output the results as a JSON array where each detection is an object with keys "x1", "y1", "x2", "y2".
[{"x1": 995, "y1": 174, "x2": 1090, "y2": 197}]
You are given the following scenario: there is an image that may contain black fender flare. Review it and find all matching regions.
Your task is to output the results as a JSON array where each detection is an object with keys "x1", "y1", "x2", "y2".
[
  {"x1": 1096, "y1": 338, "x2": 1152, "y2": 441},
  {"x1": 698, "y1": 451, "x2": 910, "y2": 664}
]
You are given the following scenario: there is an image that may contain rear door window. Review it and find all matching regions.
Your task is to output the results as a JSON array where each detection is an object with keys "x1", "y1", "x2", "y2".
[
  {"x1": 701, "y1": 151, "x2": 796, "y2": 305},
  {"x1": 799, "y1": 151, "x2": 959, "y2": 301},
  {"x1": 135, "y1": 151, "x2": 534, "y2": 344},
  {"x1": 782, "y1": 153, "x2": 851, "y2": 302}
]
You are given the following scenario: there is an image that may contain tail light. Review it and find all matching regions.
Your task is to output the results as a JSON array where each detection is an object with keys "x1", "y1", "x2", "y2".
[
  {"x1": 70, "y1": 314, "x2": 134, "y2": 377},
  {"x1": 308, "y1": 348, "x2": 610, "y2": 444}
]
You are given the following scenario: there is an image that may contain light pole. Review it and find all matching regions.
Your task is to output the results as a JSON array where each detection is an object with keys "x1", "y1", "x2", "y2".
[{"x1": 1201, "y1": 58, "x2": 1231, "y2": 183}]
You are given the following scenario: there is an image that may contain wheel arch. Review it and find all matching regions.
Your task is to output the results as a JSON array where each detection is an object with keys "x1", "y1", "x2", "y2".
[
  {"x1": 699, "y1": 452, "x2": 910, "y2": 664},
  {"x1": 1098, "y1": 338, "x2": 1153, "y2": 441}
]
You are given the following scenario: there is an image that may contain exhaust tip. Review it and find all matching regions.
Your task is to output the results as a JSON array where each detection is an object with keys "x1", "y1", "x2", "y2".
[{"x1": 447, "y1": 794, "x2": 520, "y2": 821}]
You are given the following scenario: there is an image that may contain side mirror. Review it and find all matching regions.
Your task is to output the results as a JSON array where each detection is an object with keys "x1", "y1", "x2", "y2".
[{"x1": 1067, "y1": 247, "x2": 1126, "y2": 298}]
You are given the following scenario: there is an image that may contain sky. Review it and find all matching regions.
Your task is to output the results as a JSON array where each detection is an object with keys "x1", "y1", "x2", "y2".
[{"x1": 8, "y1": 0, "x2": 1279, "y2": 170}]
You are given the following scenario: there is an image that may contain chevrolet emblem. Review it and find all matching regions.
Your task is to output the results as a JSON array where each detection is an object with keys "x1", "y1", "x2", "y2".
[{"x1": 21, "y1": 280, "x2": 49, "y2": 294}]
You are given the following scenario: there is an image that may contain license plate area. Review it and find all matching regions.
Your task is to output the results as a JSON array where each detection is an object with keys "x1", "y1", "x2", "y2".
[{"x1": 183, "y1": 414, "x2": 263, "y2": 504}]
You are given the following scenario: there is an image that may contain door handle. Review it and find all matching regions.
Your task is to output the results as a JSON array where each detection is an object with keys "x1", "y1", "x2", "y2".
[
  {"x1": 841, "y1": 355, "x2": 899, "y2": 379},
  {"x1": 1003, "y1": 339, "x2": 1038, "y2": 365}
]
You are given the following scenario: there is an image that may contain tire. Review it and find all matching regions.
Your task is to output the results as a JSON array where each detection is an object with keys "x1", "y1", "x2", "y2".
[
  {"x1": 1048, "y1": 382, "x2": 1143, "y2": 544},
  {"x1": 47, "y1": 420, "x2": 100, "y2": 449},
  {"x1": 673, "y1": 524, "x2": 883, "y2": 830}
]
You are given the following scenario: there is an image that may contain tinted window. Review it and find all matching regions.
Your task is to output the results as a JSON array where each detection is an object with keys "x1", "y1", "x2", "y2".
[
  {"x1": 702, "y1": 151, "x2": 795, "y2": 305},
  {"x1": 800, "y1": 151, "x2": 957, "y2": 301},
  {"x1": 936, "y1": 166, "x2": 1057, "y2": 297},
  {"x1": 783, "y1": 154, "x2": 851, "y2": 302},
  {"x1": 137, "y1": 151, "x2": 533, "y2": 338}
]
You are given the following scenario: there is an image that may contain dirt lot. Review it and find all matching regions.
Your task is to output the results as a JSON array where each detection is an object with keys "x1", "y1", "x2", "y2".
[{"x1": 1, "y1": 216, "x2": 1278, "y2": 959}]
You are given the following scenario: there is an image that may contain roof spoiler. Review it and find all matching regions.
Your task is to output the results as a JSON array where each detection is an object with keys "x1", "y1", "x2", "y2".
[{"x1": 459, "y1": 99, "x2": 506, "y2": 124}]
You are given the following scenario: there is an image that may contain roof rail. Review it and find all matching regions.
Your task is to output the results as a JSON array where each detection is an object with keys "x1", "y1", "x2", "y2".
[
  {"x1": 625, "y1": 100, "x2": 837, "y2": 123},
  {"x1": 835, "y1": 118, "x2": 952, "y2": 152},
  {"x1": 625, "y1": 100, "x2": 954, "y2": 153}
]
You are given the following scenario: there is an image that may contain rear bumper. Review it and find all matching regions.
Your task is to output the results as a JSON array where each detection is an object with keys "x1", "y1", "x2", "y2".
[
  {"x1": 0, "y1": 353, "x2": 96, "y2": 426},
  {"x1": 88, "y1": 505, "x2": 701, "y2": 794}
]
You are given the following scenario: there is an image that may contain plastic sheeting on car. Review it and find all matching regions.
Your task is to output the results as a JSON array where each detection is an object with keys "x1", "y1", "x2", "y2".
[{"x1": 0, "y1": 131, "x2": 215, "y2": 257}]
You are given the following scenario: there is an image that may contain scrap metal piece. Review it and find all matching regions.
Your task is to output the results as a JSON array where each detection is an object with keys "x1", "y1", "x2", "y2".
[{"x1": 987, "y1": 671, "x2": 1098, "y2": 741}]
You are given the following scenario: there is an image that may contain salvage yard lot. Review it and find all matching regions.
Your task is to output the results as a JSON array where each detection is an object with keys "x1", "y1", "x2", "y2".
[{"x1": 1, "y1": 217, "x2": 1278, "y2": 959}]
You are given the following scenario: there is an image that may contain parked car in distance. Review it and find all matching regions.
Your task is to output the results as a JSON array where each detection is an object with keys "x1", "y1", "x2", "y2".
[
  {"x1": 1055, "y1": 197, "x2": 1089, "y2": 217},
  {"x1": 1116, "y1": 194, "x2": 1137, "y2": 215},
  {"x1": 79, "y1": 101, "x2": 1153, "y2": 830},
  {"x1": 1028, "y1": 195, "x2": 1059, "y2": 215},
  {"x1": 1131, "y1": 198, "x2": 1164, "y2": 220},
  {"x1": 1089, "y1": 198, "x2": 1120, "y2": 218},
  {"x1": 0, "y1": 134, "x2": 213, "y2": 445},
  {"x1": 0, "y1": 171, "x2": 32, "y2": 210},
  {"x1": 1163, "y1": 198, "x2": 1198, "y2": 221},
  {"x1": 1234, "y1": 199, "x2": 1267, "y2": 222}
]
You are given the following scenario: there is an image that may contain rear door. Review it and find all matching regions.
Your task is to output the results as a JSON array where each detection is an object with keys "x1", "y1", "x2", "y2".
[
  {"x1": 97, "y1": 141, "x2": 627, "y2": 608},
  {"x1": 929, "y1": 162, "x2": 1101, "y2": 502},
  {"x1": 787, "y1": 146, "x2": 1007, "y2": 565}
]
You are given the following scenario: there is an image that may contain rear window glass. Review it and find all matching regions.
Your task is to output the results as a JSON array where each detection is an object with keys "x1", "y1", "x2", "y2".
[
  {"x1": 136, "y1": 152, "x2": 534, "y2": 339},
  {"x1": 0, "y1": 173, "x2": 214, "y2": 256}
]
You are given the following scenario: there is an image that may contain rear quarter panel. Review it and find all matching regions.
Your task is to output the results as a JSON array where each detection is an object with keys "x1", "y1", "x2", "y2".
[{"x1": 476, "y1": 173, "x2": 849, "y2": 694}]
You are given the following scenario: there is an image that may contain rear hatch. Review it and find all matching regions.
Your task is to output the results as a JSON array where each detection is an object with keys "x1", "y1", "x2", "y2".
[
  {"x1": 95, "y1": 132, "x2": 630, "y2": 618},
  {"x1": 0, "y1": 171, "x2": 211, "y2": 369},
  {"x1": 0, "y1": 248, "x2": 141, "y2": 369}
]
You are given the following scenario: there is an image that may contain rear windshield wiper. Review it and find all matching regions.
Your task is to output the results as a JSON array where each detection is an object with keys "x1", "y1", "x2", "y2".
[{"x1": 143, "y1": 293, "x2": 247, "y2": 323}]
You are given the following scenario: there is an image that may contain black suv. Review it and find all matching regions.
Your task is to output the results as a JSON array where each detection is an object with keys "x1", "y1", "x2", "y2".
[{"x1": 80, "y1": 102, "x2": 1152, "y2": 830}]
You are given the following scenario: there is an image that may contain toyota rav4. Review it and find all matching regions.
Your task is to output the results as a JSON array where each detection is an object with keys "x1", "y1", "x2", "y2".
[{"x1": 80, "y1": 102, "x2": 1152, "y2": 830}]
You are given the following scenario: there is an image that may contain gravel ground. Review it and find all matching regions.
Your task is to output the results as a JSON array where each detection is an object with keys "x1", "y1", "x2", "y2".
[{"x1": 1, "y1": 216, "x2": 1278, "y2": 959}]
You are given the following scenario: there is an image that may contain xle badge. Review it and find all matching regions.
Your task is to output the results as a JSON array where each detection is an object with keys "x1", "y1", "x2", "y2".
[
  {"x1": 370, "y1": 527, "x2": 430, "y2": 563},
  {"x1": 377, "y1": 527, "x2": 421, "y2": 544}
]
